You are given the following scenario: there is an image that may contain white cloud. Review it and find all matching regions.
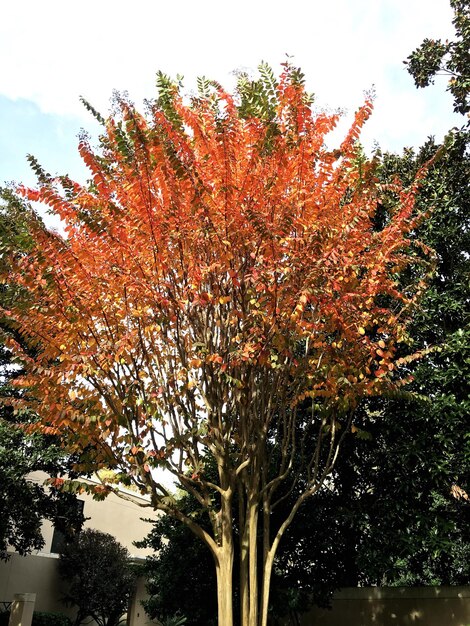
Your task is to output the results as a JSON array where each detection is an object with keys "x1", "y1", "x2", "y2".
[{"x1": 0, "y1": 0, "x2": 462, "y2": 152}]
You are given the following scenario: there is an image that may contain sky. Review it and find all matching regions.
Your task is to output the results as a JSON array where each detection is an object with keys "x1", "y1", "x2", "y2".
[{"x1": 0, "y1": 0, "x2": 464, "y2": 190}]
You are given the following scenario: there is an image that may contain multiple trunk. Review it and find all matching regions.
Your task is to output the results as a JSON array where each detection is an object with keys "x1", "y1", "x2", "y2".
[
  {"x1": 210, "y1": 491, "x2": 302, "y2": 626},
  {"x1": 197, "y1": 428, "x2": 343, "y2": 626}
]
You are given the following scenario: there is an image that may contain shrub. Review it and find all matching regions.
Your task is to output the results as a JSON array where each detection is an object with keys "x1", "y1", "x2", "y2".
[
  {"x1": 32, "y1": 613, "x2": 72, "y2": 626},
  {"x1": 0, "y1": 611, "x2": 72, "y2": 626}
]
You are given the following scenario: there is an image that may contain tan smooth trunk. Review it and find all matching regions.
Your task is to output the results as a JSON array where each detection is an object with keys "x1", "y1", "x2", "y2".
[
  {"x1": 259, "y1": 550, "x2": 275, "y2": 626},
  {"x1": 247, "y1": 500, "x2": 259, "y2": 626},
  {"x1": 239, "y1": 493, "x2": 249, "y2": 626},
  {"x1": 215, "y1": 547, "x2": 234, "y2": 626}
]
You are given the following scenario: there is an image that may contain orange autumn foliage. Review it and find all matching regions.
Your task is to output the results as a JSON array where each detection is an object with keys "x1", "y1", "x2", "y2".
[{"x1": 6, "y1": 68, "x2": 431, "y2": 474}]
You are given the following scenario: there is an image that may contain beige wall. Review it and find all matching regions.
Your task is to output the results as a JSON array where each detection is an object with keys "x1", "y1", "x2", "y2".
[
  {"x1": 0, "y1": 554, "x2": 151, "y2": 626},
  {"x1": 0, "y1": 553, "x2": 74, "y2": 618},
  {"x1": 80, "y1": 489, "x2": 157, "y2": 558},
  {"x1": 26, "y1": 472, "x2": 158, "y2": 558},
  {"x1": 299, "y1": 586, "x2": 470, "y2": 626},
  {"x1": 127, "y1": 576, "x2": 157, "y2": 626}
]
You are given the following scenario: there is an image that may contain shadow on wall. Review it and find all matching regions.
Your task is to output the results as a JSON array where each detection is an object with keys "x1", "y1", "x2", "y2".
[{"x1": 298, "y1": 586, "x2": 470, "y2": 626}]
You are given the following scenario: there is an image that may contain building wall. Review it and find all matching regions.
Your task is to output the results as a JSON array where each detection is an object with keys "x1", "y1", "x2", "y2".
[
  {"x1": 299, "y1": 586, "x2": 470, "y2": 626},
  {"x1": 0, "y1": 555, "x2": 152, "y2": 626},
  {"x1": 0, "y1": 553, "x2": 73, "y2": 618},
  {"x1": 26, "y1": 471, "x2": 158, "y2": 558},
  {"x1": 127, "y1": 577, "x2": 157, "y2": 626}
]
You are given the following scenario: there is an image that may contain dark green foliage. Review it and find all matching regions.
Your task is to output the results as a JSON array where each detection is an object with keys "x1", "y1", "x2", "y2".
[
  {"x1": 0, "y1": 192, "x2": 84, "y2": 560},
  {"x1": 236, "y1": 62, "x2": 314, "y2": 155},
  {"x1": 32, "y1": 613, "x2": 73, "y2": 626},
  {"x1": 283, "y1": 127, "x2": 470, "y2": 592},
  {"x1": 155, "y1": 71, "x2": 185, "y2": 131},
  {"x1": 325, "y1": 129, "x2": 470, "y2": 588},
  {"x1": 79, "y1": 97, "x2": 105, "y2": 125},
  {"x1": 347, "y1": 128, "x2": 470, "y2": 586},
  {"x1": 0, "y1": 611, "x2": 72, "y2": 626},
  {"x1": 405, "y1": 0, "x2": 470, "y2": 114},
  {"x1": 59, "y1": 529, "x2": 136, "y2": 626},
  {"x1": 137, "y1": 506, "x2": 217, "y2": 626},
  {"x1": 236, "y1": 61, "x2": 280, "y2": 122},
  {"x1": 0, "y1": 418, "x2": 85, "y2": 559},
  {"x1": 161, "y1": 616, "x2": 187, "y2": 626}
]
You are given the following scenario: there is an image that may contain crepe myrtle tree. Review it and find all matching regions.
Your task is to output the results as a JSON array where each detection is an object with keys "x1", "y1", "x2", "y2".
[{"x1": 2, "y1": 64, "x2": 433, "y2": 626}]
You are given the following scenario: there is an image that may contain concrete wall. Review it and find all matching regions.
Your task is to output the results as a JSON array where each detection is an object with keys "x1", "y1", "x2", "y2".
[
  {"x1": 26, "y1": 472, "x2": 158, "y2": 558},
  {"x1": 299, "y1": 586, "x2": 470, "y2": 626},
  {"x1": 127, "y1": 576, "x2": 156, "y2": 626},
  {"x1": 0, "y1": 553, "x2": 74, "y2": 618}
]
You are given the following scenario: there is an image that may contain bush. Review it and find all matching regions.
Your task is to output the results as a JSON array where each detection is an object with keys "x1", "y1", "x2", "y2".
[
  {"x1": 32, "y1": 613, "x2": 72, "y2": 626},
  {"x1": 0, "y1": 611, "x2": 71, "y2": 626},
  {"x1": 59, "y1": 529, "x2": 135, "y2": 626}
]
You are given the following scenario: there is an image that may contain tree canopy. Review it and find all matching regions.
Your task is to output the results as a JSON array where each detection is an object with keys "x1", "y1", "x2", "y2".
[{"x1": 405, "y1": 0, "x2": 470, "y2": 115}]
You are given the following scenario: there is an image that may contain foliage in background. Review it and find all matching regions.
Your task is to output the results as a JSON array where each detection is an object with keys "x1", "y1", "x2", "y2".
[
  {"x1": 0, "y1": 611, "x2": 72, "y2": 626},
  {"x1": 0, "y1": 193, "x2": 84, "y2": 560},
  {"x1": 59, "y1": 529, "x2": 135, "y2": 626},
  {"x1": 405, "y1": 0, "x2": 470, "y2": 114},
  {"x1": 138, "y1": 499, "x2": 217, "y2": 626},
  {"x1": 348, "y1": 128, "x2": 470, "y2": 586},
  {"x1": 276, "y1": 127, "x2": 470, "y2": 593},
  {"x1": 31, "y1": 613, "x2": 73, "y2": 626}
]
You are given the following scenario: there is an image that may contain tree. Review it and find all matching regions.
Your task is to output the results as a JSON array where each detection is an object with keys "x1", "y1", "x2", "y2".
[
  {"x1": 138, "y1": 470, "x2": 350, "y2": 626},
  {"x1": 138, "y1": 494, "x2": 218, "y2": 626},
  {"x1": 347, "y1": 129, "x2": 470, "y2": 586},
  {"x1": 140, "y1": 49, "x2": 470, "y2": 621},
  {"x1": 269, "y1": 129, "x2": 470, "y2": 595},
  {"x1": 59, "y1": 529, "x2": 135, "y2": 626},
  {"x1": 0, "y1": 407, "x2": 85, "y2": 560},
  {"x1": 405, "y1": 0, "x2": 470, "y2": 115},
  {"x1": 2, "y1": 64, "x2": 433, "y2": 626},
  {"x1": 0, "y1": 193, "x2": 84, "y2": 560}
]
